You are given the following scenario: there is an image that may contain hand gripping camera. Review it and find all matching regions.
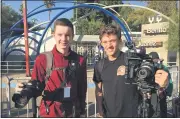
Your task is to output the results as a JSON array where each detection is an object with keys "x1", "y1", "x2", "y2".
[
  {"x1": 124, "y1": 44, "x2": 163, "y2": 89},
  {"x1": 12, "y1": 80, "x2": 44, "y2": 108}
]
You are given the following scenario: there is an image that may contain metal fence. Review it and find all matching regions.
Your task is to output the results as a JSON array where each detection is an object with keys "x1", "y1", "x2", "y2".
[
  {"x1": 1, "y1": 66, "x2": 180, "y2": 117},
  {"x1": 1, "y1": 61, "x2": 35, "y2": 74},
  {"x1": 71, "y1": 42, "x2": 98, "y2": 66},
  {"x1": 1, "y1": 60, "x2": 178, "y2": 74},
  {"x1": 167, "y1": 70, "x2": 180, "y2": 116}
]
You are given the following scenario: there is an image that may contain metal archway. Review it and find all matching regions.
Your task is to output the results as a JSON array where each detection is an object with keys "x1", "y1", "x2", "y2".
[
  {"x1": 92, "y1": 4, "x2": 177, "y2": 26},
  {"x1": 4, "y1": 44, "x2": 37, "y2": 54},
  {"x1": 3, "y1": 3, "x2": 135, "y2": 58},
  {"x1": 3, "y1": 49, "x2": 33, "y2": 61},
  {"x1": 29, "y1": 21, "x2": 50, "y2": 31},
  {"x1": 9, "y1": 7, "x2": 67, "y2": 31},
  {"x1": 2, "y1": 28, "x2": 41, "y2": 46},
  {"x1": 3, "y1": 45, "x2": 37, "y2": 61},
  {"x1": 37, "y1": 4, "x2": 133, "y2": 55},
  {"x1": 37, "y1": 3, "x2": 178, "y2": 55},
  {"x1": 1, "y1": 7, "x2": 67, "y2": 46},
  {"x1": 2, "y1": 21, "x2": 50, "y2": 52},
  {"x1": 72, "y1": 3, "x2": 132, "y2": 35},
  {"x1": 3, "y1": 2, "x2": 176, "y2": 45},
  {"x1": 2, "y1": 28, "x2": 42, "y2": 36},
  {"x1": 5, "y1": 35, "x2": 39, "y2": 49},
  {"x1": 2, "y1": 1, "x2": 68, "y2": 35},
  {"x1": 5, "y1": 2, "x2": 174, "y2": 60}
]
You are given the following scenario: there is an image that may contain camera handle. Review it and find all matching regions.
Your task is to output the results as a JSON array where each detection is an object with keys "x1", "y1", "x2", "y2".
[{"x1": 32, "y1": 97, "x2": 37, "y2": 118}]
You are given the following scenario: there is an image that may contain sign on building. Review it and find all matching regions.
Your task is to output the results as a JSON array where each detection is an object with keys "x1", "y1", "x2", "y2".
[
  {"x1": 148, "y1": 15, "x2": 163, "y2": 24},
  {"x1": 140, "y1": 41, "x2": 163, "y2": 48},
  {"x1": 143, "y1": 28, "x2": 167, "y2": 35}
]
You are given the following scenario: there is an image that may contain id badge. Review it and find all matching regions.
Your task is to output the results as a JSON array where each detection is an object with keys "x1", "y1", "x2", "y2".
[{"x1": 64, "y1": 87, "x2": 71, "y2": 98}]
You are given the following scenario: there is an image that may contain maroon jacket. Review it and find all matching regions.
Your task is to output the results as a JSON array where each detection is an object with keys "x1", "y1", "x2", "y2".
[{"x1": 31, "y1": 45, "x2": 87, "y2": 117}]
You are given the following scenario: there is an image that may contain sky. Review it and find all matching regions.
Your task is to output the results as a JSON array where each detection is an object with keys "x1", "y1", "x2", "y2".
[
  {"x1": 2, "y1": 0, "x2": 147, "y2": 23},
  {"x1": 3, "y1": 0, "x2": 75, "y2": 23}
]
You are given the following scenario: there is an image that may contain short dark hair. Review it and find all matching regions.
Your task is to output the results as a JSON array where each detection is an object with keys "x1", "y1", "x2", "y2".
[
  {"x1": 99, "y1": 24, "x2": 121, "y2": 40},
  {"x1": 54, "y1": 18, "x2": 74, "y2": 34}
]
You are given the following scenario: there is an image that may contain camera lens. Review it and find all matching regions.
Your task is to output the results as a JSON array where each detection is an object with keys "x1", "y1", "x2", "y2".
[
  {"x1": 138, "y1": 69, "x2": 148, "y2": 79},
  {"x1": 12, "y1": 93, "x2": 29, "y2": 108},
  {"x1": 140, "y1": 70, "x2": 146, "y2": 75}
]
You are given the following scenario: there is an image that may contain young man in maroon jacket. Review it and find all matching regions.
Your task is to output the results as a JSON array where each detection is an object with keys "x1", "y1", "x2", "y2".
[{"x1": 14, "y1": 18, "x2": 87, "y2": 117}]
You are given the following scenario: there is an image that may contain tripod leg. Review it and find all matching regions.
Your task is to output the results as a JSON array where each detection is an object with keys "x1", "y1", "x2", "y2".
[
  {"x1": 145, "y1": 102, "x2": 149, "y2": 117},
  {"x1": 141, "y1": 93, "x2": 151, "y2": 118},
  {"x1": 32, "y1": 97, "x2": 37, "y2": 117},
  {"x1": 138, "y1": 102, "x2": 142, "y2": 117}
]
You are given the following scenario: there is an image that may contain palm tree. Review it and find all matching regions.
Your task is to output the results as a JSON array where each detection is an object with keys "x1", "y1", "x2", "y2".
[
  {"x1": 43, "y1": 0, "x2": 55, "y2": 21},
  {"x1": 19, "y1": 3, "x2": 23, "y2": 14}
]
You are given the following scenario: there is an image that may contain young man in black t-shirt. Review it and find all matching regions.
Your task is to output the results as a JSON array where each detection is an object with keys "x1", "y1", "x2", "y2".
[{"x1": 93, "y1": 25, "x2": 170, "y2": 118}]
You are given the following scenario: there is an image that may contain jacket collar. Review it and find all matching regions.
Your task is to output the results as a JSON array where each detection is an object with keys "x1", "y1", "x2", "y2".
[{"x1": 52, "y1": 45, "x2": 72, "y2": 57}]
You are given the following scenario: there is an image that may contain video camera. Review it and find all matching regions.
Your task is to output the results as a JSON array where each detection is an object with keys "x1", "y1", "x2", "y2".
[{"x1": 124, "y1": 42, "x2": 163, "y2": 90}]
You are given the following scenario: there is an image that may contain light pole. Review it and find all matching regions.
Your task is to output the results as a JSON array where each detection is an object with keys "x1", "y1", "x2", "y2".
[{"x1": 22, "y1": 0, "x2": 30, "y2": 76}]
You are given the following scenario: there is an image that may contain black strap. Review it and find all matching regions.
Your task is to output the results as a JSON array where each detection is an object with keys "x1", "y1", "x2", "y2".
[
  {"x1": 41, "y1": 51, "x2": 66, "y2": 115},
  {"x1": 97, "y1": 58, "x2": 105, "y2": 75},
  {"x1": 41, "y1": 51, "x2": 81, "y2": 116},
  {"x1": 42, "y1": 61, "x2": 79, "y2": 116},
  {"x1": 42, "y1": 51, "x2": 68, "y2": 86}
]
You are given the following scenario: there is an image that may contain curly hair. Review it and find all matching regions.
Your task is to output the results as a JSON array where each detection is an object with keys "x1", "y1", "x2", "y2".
[{"x1": 99, "y1": 24, "x2": 121, "y2": 40}]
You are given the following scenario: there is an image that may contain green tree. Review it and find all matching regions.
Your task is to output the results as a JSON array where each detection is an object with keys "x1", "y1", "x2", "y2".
[
  {"x1": 75, "y1": 12, "x2": 104, "y2": 35},
  {"x1": 126, "y1": 8, "x2": 155, "y2": 31},
  {"x1": 166, "y1": 10, "x2": 179, "y2": 52},
  {"x1": 146, "y1": 1, "x2": 177, "y2": 17},
  {"x1": 74, "y1": 0, "x2": 124, "y2": 34},
  {"x1": 19, "y1": 2, "x2": 45, "y2": 31},
  {"x1": 1, "y1": 3, "x2": 45, "y2": 42},
  {"x1": 19, "y1": 3, "x2": 23, "y2": 14},
  {"x1": 43, "y1": 0, "x2": 55, "y2": 20},
  {"x1": 121, "y1": 1, "x2": 177, "y2": 32},
  {"x1": 118, "y1": 6, "x2": 136, "y2": 31},
  {"x1": 95, "y1": 0, "x2": 123, "y2": 24},
  {"x1": 146, "y1": 1, "x2": 179, "y2": 51},
  {"x1": 2, "y1": 3, "x2": 22, "y2": 41},
  {"x1": 2, "y1": 3, "x2": 22, "y2": 31}
]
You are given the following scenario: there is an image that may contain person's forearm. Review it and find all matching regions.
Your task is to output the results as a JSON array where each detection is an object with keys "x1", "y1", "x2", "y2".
[
  {"x1": 95, "y1": 83, "x2": 103, "y2": 116},
  {"x1": 96, "y1": 91, "x2": 103, "y2": 116},
  {"x1": 157, "y1": 80, "x2": 169, "y2": 99},
  {"x1": 157, "y1": 75, "x2": 170, "y2": 97},
  {"x1": 80, "y1": 60, "x2": 87, "y2": 113}
]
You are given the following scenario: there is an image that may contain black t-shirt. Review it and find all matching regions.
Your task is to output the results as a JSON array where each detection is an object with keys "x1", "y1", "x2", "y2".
[{"x1": 93, "y1": 51, "x2": 139, "y2": 117}]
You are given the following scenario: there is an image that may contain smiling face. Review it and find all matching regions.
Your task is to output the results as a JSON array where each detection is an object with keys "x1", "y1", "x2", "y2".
[
  {"x1": 99, "y1": 25, "x2": 122, "y2": 57},
  {"x1": 53, "y1": 25, "x2": 73, "y2": 50},
  {"x1": 53, "y1": 18, "x2": 74, "y2": 53},
  {"x1": 101, "y1": 33, "x2": 120, "y2": 57}
]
